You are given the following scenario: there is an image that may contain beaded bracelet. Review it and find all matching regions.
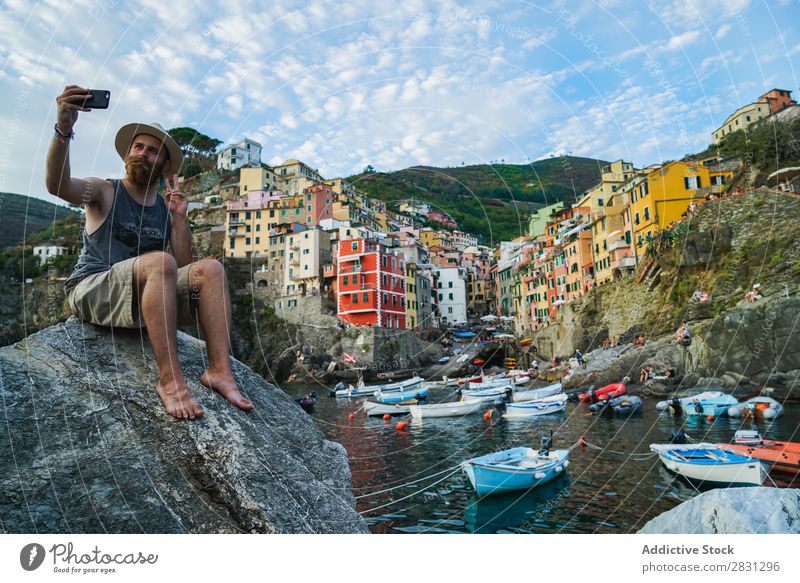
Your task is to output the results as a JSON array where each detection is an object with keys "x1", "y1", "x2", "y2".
[{"x1": 54, "y1": 124, "x2": 74, "y2": 144}]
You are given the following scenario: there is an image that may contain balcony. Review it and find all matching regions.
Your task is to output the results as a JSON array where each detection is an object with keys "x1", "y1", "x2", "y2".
[
  {"x1": 620, "y1": 256, "x2": 637, "y2": 269},
  {"x1": 609, "y1": 239, "x2": 630, "y2": 252},
  {"x1": 228, "y1": 219, "x2": 245, "y2": 227},
  {"x1": 228, "y1": 230, "x2": 245, "y2": 238}
]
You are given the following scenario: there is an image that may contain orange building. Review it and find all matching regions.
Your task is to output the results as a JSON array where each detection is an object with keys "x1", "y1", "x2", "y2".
[
  {"x1": 758, "y1": 88, "x2": 796, "y2": 113},
  {"x1": 337, "y1": 239, "x2": 406, "y2": 328}
]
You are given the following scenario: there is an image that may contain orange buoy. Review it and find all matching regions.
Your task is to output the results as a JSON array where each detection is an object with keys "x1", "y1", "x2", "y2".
[
  {"x1": 395, "y1": 421, "x2": 409, "y2": 431},
  {"x1": 483, "y1": 409, "x2": 493, "y2": 421},
  {"x1": 348, "y1": 413, "x2": 355, "y2": 420},
  {"x1": 707, "y1": 415, "x2": 715, "y2": 422},
  {"x1": 383, "y1": 414, "x2": 391, "y2": 421}
]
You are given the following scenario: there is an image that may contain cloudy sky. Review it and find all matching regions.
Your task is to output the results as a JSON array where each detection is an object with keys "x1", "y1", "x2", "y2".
[{"x1": 1, "y1": 0, "x2": 799, "y2": 202}]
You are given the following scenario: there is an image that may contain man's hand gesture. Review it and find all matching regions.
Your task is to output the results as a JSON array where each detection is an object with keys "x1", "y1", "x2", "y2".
[
  {"x1": 165, "y1": 174, "x2": 188, "y2": 217},
  {"x1": 55, "y1": 85, "x2": 92, "y2": 133}
]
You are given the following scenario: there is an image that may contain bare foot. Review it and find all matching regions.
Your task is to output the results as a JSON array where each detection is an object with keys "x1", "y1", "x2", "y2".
[
  {"x1": 200, "y1": 369, "x2": 254, "y2": 411},
  {"x1": 155, "y1": 379, "x2": 204, "y2": 420}
]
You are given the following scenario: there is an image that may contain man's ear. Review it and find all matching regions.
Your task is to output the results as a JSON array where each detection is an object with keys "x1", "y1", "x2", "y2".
[{"x1": 162, "y1": 157, "x2": 172, "y2": 175}]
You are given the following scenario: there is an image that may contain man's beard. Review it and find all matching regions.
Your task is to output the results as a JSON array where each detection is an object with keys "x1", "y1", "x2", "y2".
[{"x1": 125, "y1": 156, "x2": 164, "y2": 187}]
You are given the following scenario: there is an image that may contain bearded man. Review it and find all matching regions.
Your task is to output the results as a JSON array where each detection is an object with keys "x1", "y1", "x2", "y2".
[{"x1": 45, "y1": 85, "x2": 253, "y2": 420}]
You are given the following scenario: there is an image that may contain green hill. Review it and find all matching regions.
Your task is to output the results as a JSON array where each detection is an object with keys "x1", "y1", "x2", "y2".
[
  {"x1": 1, "y1": 192, "x2": 78, "y2": 249},
  {"x1": 347, "y1": 156, "x2": 607, "y2": 242}
]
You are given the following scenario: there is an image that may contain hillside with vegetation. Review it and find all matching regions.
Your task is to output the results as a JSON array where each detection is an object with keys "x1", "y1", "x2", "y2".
[
  {"x1": 0, "y1": 192, "x2": 78, "y2": 249},
  {"x1": 347, "y1": 156, "x2": 607, "y2": 243}
]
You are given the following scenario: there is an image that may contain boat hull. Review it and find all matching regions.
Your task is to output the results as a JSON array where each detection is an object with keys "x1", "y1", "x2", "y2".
[
  {"x1": 503, "y1": 394, "x2": 567, "y2": 418},
  {"x1": 651, "y1": 445, "x2": 766, "y2": 487},
  {"x1": 462, "y1": 448, "x2": 569, "y2": 496},
  {"x1": 364, "y1": 401, "x2": 413, "y2": 416},
  {"x1": 511, "y1": 383, "x2": 562, "y2": 403},
  {"x1": 376, "y1": 387, "x2": 428, "y2": 403},
  {"x1": 718, "y1": 442, "x2": 800, "y2": 477},
  {"x1": 334, "y1": 376, "x2": 422, "y2": 398},
  {"x1": 409, "y1": 399, "x2": 485, "y2": 419}
]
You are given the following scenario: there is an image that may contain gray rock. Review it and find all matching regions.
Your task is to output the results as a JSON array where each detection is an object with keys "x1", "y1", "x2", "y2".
[
  {"x1": 0, "y1": 317, "x2": 367, "y2": 534},
  {"x1": 639, "y1": 488, "x2": 800, "y2": 534}
]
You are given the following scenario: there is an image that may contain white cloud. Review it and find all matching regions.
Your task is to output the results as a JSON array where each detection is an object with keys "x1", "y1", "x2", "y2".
[
  {"x1": 715, "y1": 24, "x2": 732, "y2": 40},
  {"x1": 667, "y1": 30, "x2": 702, "y2": 50}
]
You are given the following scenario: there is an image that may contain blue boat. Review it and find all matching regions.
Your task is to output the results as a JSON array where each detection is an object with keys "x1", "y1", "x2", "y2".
[
  {"x1": 453, "y1": 330, "x2": 477, "y2": 339},
  {"x1": 650, "y1": 443, "x2": 766, "y2": 486},
  {"x1": 683, "y1": 394, "x2": 738, "y2": 417},
  {"x1": 461, "y1": 435, "x2": 569, "y2": 496},
  {"x1": 375, "y1": 386, "x2": 429, "y2": 404}
]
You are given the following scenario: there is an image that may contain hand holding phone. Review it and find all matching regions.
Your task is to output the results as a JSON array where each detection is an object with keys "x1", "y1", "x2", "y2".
[{"x1": 82, "y1": 90, "x2": 111, "y2": 109}]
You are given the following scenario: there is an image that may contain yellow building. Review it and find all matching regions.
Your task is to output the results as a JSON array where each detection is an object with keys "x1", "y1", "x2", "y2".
[
  {"x1": 405, "y1": 262, "x2": 418, "y2": 330},
  {"x1": 577, "y1": 160, "x2": 637, "y2": 221},
  {"x1": 629, "y1": 161, "x2": 736, "y2": 254},
  {"x1": 712, "y1": 102, "x2": 771, "y2": 144},
  {"x1": 239, "y1": 166, "x2": 279, "y2": 197}
]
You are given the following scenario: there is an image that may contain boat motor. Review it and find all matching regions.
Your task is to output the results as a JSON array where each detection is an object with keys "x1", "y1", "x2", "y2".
[
  {"x1": 693, "y1": 400, "x2": 703, "y2": 415},
  {"x1": 538, "y1": 431, "x2": 554, "y2": 456},
  {"x1": 669, "y1": 430, "x2": 687, "y2": 444},
  {"x1": 330, "y1": 381, "x2": 346, "y2": 397},
  {"x1": 668, "y1": 397, "x2": 683, "y2": 416},
  {"x1": 493, "y1": 397, "x2": 507, "y2": 412}
]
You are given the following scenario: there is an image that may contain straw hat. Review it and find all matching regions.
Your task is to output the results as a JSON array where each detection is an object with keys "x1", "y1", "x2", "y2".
[{"x1": 114, "y1": 122, "x2": 183, "y2": 175}]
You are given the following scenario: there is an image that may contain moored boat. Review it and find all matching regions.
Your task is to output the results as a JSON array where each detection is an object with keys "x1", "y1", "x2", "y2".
[
  {"x1": 650, "y1": 443, "x2": 766, "y2": 487},
  {"x1": 409, "y1": 398, "x2": 486, "y2": 419},
  {"x1": 363, "y1": 400, "x2": 416, "y2": 416},
  {"x1": 331, "y1": 375, "x2": 423, "y2": 398},
  {"x1": 718, "y1": 431, "x2": 800, "y2": 477},
  {"x1": 510, "y1": 382, "x2": 562, "y2": 403},
  {"x1": 502, "y1": 394, "x2": 567, "y2": 419},
  {"x1": 461, "y1": 435, "x2": 569, "y2": 496},
  {"x1": 727, "y1": 396, "x2": 785, "y2": 419},
  {"x1": 375, "y1": 386, "x2": 428, "y2": 404},
  {"x1": 293, "y1": 392, "x2": 317, "y2": 413},
  {"x1": 656, "y1": 390, "x2": 727, "y2": 412},
  {"x1": 589, "y1": 395, "x2": 643, "y2": 416},
  {"x1": 681, "y1": 394, "x2": 738, "y2": 417},
  {"x1": 578, "y1": 381, "x2": 627, "y2": 403}
]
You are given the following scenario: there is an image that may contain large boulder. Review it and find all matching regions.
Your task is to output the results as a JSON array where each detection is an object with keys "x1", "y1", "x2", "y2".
[
  {"x1": 0, "y1": 317, "x2": 367, "y2": 534},
  {"x1": 639, "y1": 488, "x2": 800, "y2": 534}
]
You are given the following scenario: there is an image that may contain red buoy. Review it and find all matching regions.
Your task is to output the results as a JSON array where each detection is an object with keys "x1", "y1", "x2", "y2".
[
  {"x1": 348, "y1": 413, "x2": 355, "y2": 420},
  {"x1": 483, "y1": 410, "x2": 493, "y2": 421},
  {"x1": 396, "y1": 421, "x2": 409, "y2": 431},
  {"x1": 383, "y1": 414, "x2": 391, "y2": 421},
  {"x1": 707, "y1": 415, "x2": 715, "y2": 422}
]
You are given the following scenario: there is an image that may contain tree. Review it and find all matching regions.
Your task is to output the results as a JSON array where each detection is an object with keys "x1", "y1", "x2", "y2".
[
  {"x1": 362, "y1": 164, "x2": 376, "y2": 174},
  {"x1": 168, "y1": 127, "x2": 222, "y2": 159}
]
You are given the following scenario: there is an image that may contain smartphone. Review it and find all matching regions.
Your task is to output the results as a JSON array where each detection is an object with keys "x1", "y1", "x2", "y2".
[{"x1": 82, "y1": 90, "x2": 111, "y2": 109}]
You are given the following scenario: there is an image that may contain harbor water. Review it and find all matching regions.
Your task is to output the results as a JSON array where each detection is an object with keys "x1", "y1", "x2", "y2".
[{"x1": 286, "y1": 383, "x2": 800, "y2": 533}]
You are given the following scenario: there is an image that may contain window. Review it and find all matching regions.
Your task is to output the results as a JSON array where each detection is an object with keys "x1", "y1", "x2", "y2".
[
  {"x1": 351, "y1": 241, "x2": 358, "y2": 251},
  {"x1": 382, "y1": 274, "x2": 388, "y2": 285},
  {"x1": 383, "y1": 293, "x2": 388, "y2": 304},
  {"x1": 245, "y1": 237, "x2": 251, "y2": 245},
  {"x1": 363, "y1": 293, "x2": 369, "y2": 303},
  {"x1": 256, "y1": 224, "x2": 261, "y2": 232},
  {"x1": 392, "y1": 296, "x2": 397, "y2": 306},
  {"x1": 448, "y1": 281, "x2": 453, "y2": 288},
  {"x1": 255, "y1": 237, "x2": 260, "y2": 244},
  {"x1": 642, "y1": 182, "x2": 649, "y2": 196},
  {"x1": 353, "y1": 274, "x2": 358, "y2": 284},
  {"x1": 635, "y1": 212, "x2": 640, "y2": 225},
  {"x1": 644, "y1": 207, "x2": 651, "y2": 220},
  {"x1": 684, "y1": 176, "x2": 700, "y2": 190},
  {"x1": 448, "y1": 293, "x2": 453, "y2": 300},
  {"x1": 343, "y1": 275, "x2": 348, "y2": 285},
  {"x1": 353, "y1": 294, "x2": 358, "y2": 304}
]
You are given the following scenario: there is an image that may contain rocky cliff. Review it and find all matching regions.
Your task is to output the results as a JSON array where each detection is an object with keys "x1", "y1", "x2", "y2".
[
  {"x1": 0, "y1": 317, "x2": 367, "y2": 534},
  {"x1": 639, "y1": 487, "x2": 800, "y2": 534},
  {"x1": 538, "y1": 189, "x2": 800, "y2": 398}
]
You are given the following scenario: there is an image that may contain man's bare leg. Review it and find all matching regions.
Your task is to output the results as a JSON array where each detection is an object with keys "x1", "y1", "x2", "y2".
[
  {"x1": 134, "y1": 252, "x2": 204, "y2": 420},
  {"x1": 190, "y1": 258, "x2": 253, "y2": 411}
]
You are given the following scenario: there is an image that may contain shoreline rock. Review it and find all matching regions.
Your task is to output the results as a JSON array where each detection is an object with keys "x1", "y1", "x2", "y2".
[
  {"x1": 0, "y1": 317, "x2": 367, "y2": 534},
  {"x1": 639, "y1": 488, "x2": 800, "y2": 534}
]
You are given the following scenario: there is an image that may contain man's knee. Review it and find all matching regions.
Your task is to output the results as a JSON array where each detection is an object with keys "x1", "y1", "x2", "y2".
[
  {"x1": 135, "y1": 252, "x2": 178, "y2": 282},
  {"x1": 190, "y1": 258, "x2": 225, "y2": 286}
]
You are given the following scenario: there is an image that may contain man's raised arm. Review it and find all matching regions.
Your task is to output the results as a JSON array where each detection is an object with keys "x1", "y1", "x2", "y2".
[{"x1": 45, "y1": 85, "x2": 107, "y2": 206}]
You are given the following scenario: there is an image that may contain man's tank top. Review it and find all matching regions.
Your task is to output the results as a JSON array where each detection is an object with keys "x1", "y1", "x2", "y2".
[{"x1": 65, "y1": 179, "x2": 171, "y2": 290}]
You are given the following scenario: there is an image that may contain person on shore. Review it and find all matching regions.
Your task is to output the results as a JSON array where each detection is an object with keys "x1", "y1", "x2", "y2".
[
  {"x1": 575, "y1": 349, "x2": 585, "y2": 369},
  {"x1": 639, "y1": 365, "x2": 652, "y2": 383},
  {"x1": 674, "y1": 321, "x2": 691, "y2": 345},
  {"x1": 745, "y1": 283, "x2": 763, "y2": 303},
  {"x1": 46, "y1": 85, "x2": 253, "y2": 420}
]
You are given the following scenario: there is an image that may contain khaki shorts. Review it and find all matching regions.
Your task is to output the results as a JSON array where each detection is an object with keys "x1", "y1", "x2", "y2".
[{"x1": 66, "y1": 257, "x2": 198, "y2": 328}]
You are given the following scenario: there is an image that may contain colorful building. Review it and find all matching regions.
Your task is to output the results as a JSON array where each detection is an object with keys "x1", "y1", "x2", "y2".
[{"x1": 336, "y1": 239, "x2": 406, "y2": 328}]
